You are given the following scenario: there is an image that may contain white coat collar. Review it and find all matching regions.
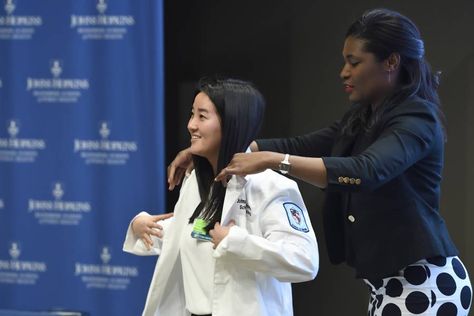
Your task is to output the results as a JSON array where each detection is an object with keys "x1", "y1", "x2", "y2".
[{"x1": 221, "y1": 175, "x2": 247, "y2": 224}]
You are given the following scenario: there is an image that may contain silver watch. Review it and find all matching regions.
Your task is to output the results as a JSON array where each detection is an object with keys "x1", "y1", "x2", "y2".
[{"x1": 278, "y1": 154, "x2": 291, "y2": 174}]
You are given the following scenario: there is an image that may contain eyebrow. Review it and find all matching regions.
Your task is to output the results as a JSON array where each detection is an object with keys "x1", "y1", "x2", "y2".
[
  {"x1": 194, "y1": 107, "x2": 209, "y2": 113},
  {"x1": 344, "y1": 54, "x2": 360, "y2": 59}
]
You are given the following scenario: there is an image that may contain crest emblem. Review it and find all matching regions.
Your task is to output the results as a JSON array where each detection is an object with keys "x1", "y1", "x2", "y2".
[
  {"x1": 7, "y1": 120, "x2": 19, "y2": 138},
  {"x1": 50, "y1": 60, "x2": 62, "y2": 78},
  {"x1": 99, "y1": 121, "x2": 110, "y2": 139},
  {"x1": 96, "y1": 0, "x2": 107, "y2": 14},
  {"x1": 52, "y1": 182, "x2": 64, "y2": 200},
  {"x1": 4, "y1": 0, "x2": 15, "y2": 15},
  {"x1": 100, "y1": 246, "x2": 111, "y2": 264},
  {"x1": 9, "y1": 242, "x2": 20, "y2": 260},
  {"x1": 283, "y1": 202, "x2": 309, "y2": 233}
]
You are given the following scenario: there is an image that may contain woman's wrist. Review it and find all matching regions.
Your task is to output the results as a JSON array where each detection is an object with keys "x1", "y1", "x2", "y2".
[{"x1": 264, "y1": 151, "x2": 286, "y2": 171}]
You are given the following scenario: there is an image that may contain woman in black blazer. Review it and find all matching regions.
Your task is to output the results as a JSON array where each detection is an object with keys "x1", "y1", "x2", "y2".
[{"x1": 169, "y1": 8, "x2": 472, "y2": 316}]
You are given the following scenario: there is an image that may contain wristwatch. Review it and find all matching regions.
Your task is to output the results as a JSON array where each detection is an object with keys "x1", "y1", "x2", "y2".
[{"x1": 278, "y1": 154, "x2": 291, "y2": 175}]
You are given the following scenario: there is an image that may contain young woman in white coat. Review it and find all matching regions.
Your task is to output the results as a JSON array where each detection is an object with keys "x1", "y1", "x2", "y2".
[{"x1": 123, "y1": 77, "x2": 319, "y2": 316}]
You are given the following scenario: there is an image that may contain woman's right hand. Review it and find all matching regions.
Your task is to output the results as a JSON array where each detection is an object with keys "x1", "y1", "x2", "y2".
[
  {"x1": 167, "y1": 148, "x2": 193, "y2": 191},
  {"x1": 132, "y1": 213, "x2": 174, "y2": 250}
]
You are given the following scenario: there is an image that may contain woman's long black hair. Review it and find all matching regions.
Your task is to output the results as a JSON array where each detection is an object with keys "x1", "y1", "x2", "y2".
[
  {"x1": 188, "y1": 77, "x2": 266, "y2": 231},
  {"x1": 341, "y1": 8, "x2": 445, "y2": 137}
]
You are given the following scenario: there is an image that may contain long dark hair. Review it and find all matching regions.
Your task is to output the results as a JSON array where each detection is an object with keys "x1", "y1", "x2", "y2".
[
  {"x1": 341, "y1": 8, "x2": 445, "y2": 137},
  {"x1": 189, "y1": 77, "x2": 266, "y2": 231}
]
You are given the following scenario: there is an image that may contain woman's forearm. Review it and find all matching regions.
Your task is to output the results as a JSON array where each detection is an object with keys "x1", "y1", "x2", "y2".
[{"x1": 262, "y1": 152, "x2": 328, "y2": 189}]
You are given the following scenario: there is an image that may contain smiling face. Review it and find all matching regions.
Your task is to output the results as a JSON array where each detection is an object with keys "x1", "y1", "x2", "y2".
[
  {"x1": 187, "y1": 92, "x2": 222, "y2": 170},
  {"x1": 340, "y1": 36, "x2": 392, "y2": 106}
]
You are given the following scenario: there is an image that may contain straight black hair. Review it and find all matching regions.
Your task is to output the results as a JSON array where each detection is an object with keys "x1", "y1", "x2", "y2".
[
  {"x1": 189, "y1": 77, "x2": 266, "y2": 231},
  {"x1": 341, "y1": 8, "x2": 445, "y2": 138}
]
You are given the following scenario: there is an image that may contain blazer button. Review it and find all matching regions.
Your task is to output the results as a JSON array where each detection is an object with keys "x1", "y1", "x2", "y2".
[
  {"x1": 348, "y1": 215, "x2": 355, "y2": 223},
  {"x1": 343, "y1": 177, "x2": 350, "y2": 184},
  {"x1": 338, "y1": 176, "x2": 344, "y2": 183},
  {"x1": 349, "y1": 178, "x2": 355, "y2": 184},
  {"x1": 355, "y1": 178, "x2": 361, "y2": 185}
]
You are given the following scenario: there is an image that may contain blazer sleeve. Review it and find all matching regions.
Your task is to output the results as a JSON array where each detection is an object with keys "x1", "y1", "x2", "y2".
[
  {"x1": 322, "y1": 101, "x2": 442, "y2": 192},
  {"x1": 213, "y1": 175, "x2": 319, "y2": 283},
  {"x1": 256, "y1": 120, "x2": 340, "y2": 157}
]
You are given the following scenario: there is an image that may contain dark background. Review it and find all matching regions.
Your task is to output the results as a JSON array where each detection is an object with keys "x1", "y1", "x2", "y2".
[{"x1": 163, "y1": 1, "x2": 474, "y2": 314}]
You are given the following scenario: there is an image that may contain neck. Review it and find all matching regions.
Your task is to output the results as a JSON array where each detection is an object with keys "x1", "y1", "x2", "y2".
[{"x1": 208, "y1": 155, "x2": 218, "y2": 176}]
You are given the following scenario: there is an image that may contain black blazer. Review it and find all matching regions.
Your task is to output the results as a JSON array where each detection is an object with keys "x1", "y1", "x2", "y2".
[{"x1": 257, "y1": 96, "x2": 458, "y2": 279}]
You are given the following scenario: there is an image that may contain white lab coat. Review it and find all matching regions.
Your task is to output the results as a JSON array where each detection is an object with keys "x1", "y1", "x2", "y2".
[{"x1": 123, "y1": 169, "x2": 319, "y2": 316}]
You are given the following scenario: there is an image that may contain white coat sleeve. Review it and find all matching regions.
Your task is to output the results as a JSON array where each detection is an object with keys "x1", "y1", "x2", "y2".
[
  {"x1": 122, "y1": 211, "x2": 174, "y2": 256},
  {"x1": 213, "y1": 181, "x2": 319, "y2": 283}
]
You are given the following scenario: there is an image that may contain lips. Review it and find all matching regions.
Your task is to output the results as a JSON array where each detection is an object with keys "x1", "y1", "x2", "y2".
[
  {"x1": 190, "y1": 135, "x2": 201, "y2": 141},
  {"x1": 344, "y1": 84, "x2": 354, "y2": 93}
]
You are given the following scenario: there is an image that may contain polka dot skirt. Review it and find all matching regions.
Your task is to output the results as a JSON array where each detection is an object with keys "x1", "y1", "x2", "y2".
[{"x1": 364, "y1": 256, "x2": 472, "y2": 316}]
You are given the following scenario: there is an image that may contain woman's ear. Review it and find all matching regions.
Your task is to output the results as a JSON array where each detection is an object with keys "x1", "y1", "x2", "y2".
[{"x1": 385, "y1": 52, "x2": 401, "y2": 72}]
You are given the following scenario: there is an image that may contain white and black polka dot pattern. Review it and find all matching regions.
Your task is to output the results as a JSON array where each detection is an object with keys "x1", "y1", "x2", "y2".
[{"x1": 364, "y1": 256, "x2": 472, "y2": 316}]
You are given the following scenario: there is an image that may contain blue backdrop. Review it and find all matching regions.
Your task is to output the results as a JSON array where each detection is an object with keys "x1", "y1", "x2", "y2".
[{"x1": 0, "y1": 1, "x2": 165, "y2": 315}]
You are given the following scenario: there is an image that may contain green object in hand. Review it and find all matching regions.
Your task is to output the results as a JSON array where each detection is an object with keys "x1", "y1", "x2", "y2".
[{"x1": 191, "y1": 218, "x2": 212, "y2": 241}]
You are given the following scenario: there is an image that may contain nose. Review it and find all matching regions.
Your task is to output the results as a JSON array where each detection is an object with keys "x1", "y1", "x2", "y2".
[
  {"x1": 187, "y1": 116, "x2": 197, "y2": 133},
  {"x1": 340, "y1": 63, "x2": 350, "y2": 80}
]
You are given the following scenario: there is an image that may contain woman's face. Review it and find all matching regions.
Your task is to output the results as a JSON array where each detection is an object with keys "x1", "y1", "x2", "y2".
[
  {"x1": 187, "y1": 92, "x2": 222, "y2": 166},
  {"x1": 340, "y1": 36, "x2": 391, "y2": 106}
]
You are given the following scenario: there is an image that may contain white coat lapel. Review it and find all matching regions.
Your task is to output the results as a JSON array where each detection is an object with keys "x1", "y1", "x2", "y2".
[{"x1": 220, "y1": 175, "x2": 247, "y2": 224}]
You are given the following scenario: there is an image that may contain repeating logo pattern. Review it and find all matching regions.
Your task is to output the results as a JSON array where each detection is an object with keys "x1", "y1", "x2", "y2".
[
  {"x1": 0, "y1": 0, "x2": 43, "y2": 40},
  {"x1": 26, "y1": 59, "x2": 90, "y2": 103},
  {"x1": 0, "y1": 119, "x2": 46, "y2": 163},
  {"x1": 71, "y1": 0, "x2": 135, "y2": 40},
  {"x1": 0, "y1": 241, "x2": 47, "y2": 285},
  {"x1": 75, "y1": 246, "x2": 139, "y2": 290},
  {"x1": 28, "y1": 180, "x2": 92, "y2": 226},
  {"x1": 74, "y1": 121, "x2": 138, "y2": 165}
]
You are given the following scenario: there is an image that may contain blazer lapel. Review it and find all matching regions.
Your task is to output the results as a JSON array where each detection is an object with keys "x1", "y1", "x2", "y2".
[{"x1": 220, "y1": 175, "x2": 247, "y2": 225}]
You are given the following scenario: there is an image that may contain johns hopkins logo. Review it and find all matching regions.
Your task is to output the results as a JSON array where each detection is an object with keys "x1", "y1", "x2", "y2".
[
  {"x1": 7, "y1": 120, "x2": 19, "y2": 138},
  {"x1": 0, "y1": 0, "x2": 42, "y2": 40},
  {"x1": 99, "y1": 122, "x2": 110, "y2": 139},
  {"x1": 26, "y1": 60, "x2": 89, "y2": 103},
  {"x1": 100, "y1": 246, "x2": 111, "y2": 264},
  {"x1": 0, "y1": 119, "x2": 46, "y2": 163},
  {"x1": 52, "y1": 182, "x2": 64, "y2": 200},
  {"x1": 96, "y1": 0, "x2": 107, "y2": 14},
  {"x1": 70, "y1": 0, "x2": 134, "y2": 40},
  {"x1": 50, "y1": 60, "x2": 62, "y2": 78},
  {"x1": 0, "y1": 241, "x2": 47, "y2": 285},
  {"x1": 9, "y1": 242, "x2": 20, "y2": 260},
  {"x1": 4, "y1": 0, "x2": 15, "y2": 15},
  {"x1": 74, "y1": 120, "x2": 138, "y2": 165}
]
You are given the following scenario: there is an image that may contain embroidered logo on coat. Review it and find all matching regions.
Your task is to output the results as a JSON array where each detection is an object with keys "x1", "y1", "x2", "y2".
[{"x1": 283, "y1": 202, "x2": 309, "y2": 232}]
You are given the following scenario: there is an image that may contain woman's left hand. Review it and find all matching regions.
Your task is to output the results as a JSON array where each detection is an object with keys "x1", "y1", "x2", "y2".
[
  {"x1": 215, "y1": 151, "x2": 279, "y2": 182},
  {"x1": 209, "y1": 220, "x2": 235, "y2": 248}
]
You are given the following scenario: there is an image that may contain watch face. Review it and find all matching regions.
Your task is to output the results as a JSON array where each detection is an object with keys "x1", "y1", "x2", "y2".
[{"x1": 279, "y1": 162, "x2": 290, "y2": 173}]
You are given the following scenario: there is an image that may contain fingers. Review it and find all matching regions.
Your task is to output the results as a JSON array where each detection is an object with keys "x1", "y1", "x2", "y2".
[
  {"x1": 209, "y1": 222, "x2": 220, "y2": 249},
  {"x1": 214, "y1": 168, "x2": 229, "y2": 182},
  {"x1": 142, "y1": 234, "x2": 153, "y2": 250},
  {"x1": 152, "y1": 213, "x2": 173, "y2": 221}
]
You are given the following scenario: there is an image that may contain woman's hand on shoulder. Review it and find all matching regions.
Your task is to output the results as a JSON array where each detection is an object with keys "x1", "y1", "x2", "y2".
[
  {"x1": 167, "y1": 148, "x2": 193, "y2": 191},
  {"x1": 215, "y1": 151, "x2": 280, "y2": 182},
  {"x1": 132, "y1": 213, "x2": 173, "y2": 250}
]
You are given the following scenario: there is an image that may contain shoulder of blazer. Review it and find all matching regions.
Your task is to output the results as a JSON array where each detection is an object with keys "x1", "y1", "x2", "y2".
[{"x1": 385, "y1": 96, "x2": 439, "y2": 120}]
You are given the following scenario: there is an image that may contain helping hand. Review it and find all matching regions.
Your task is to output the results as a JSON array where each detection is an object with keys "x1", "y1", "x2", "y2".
[
  {"x1": 215, "y1": 152, "x2": 272, "y2": 182},
  {"x1": 167, "y1": 148, "x2": 194, "y2": 191}
]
